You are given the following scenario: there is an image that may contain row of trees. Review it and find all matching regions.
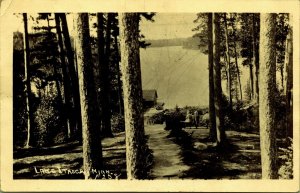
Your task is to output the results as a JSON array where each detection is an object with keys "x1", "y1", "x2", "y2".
[
  {"x1": 14, "y1": 13, "x2": 82, "y2": 147},
  {"x1": 195, "y1": 13, "x2": 290, "y2": 104},
  {"x1": 15, "y1": 12, "x2": 155, "y2": 179},
  {"x1": 74, "y1": 12, "x2": 148, "y2": 179},
  {"x1": 196, "y1": 13, "x2": 293, "y2": 179}
]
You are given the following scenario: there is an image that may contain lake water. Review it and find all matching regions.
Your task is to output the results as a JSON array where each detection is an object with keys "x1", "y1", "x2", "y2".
[
  {"x1": 141, "y1": 45, "x2": 284, "y2": 110},
  {"x1": 140, "y1": 46, "x2": 209, "y2": 109}
]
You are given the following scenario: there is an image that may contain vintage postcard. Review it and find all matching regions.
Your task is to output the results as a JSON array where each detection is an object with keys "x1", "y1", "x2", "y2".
[{"x1": 0, "y1": 0, "x2": 299, "y2": 192}]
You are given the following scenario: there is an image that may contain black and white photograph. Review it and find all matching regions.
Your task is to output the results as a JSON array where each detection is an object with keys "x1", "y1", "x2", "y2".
[{"x1": 0, "y1": 0, "x2": 299, "y2": 192}]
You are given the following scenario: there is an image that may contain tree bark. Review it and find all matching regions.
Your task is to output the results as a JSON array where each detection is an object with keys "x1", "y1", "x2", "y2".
[
  {"x1": 74, "y1": 13, "x2": 102, "y2": 179},
  {"x1": 119, "y1": 13, "x2": 146, "y2": 179},
  {"x1": 230, "y1": 15, "x2": 242, "y2": 101},
  {"x1": 59, "y1": 13, "x2": 82, "y2": 139},
  {"x1": 99, "y1": 13, "x2": 113, "y2": 137},
  {"x1": 255, "y1": 50, "x2": 259, "y2": 102},
  {"x1": 46, "y1": 14, "x2": 51, "y2": 34},
  {"x1": 279, "y1": 22, "x2": 286, "y2": 92},
  {"x1": 213, "y1": 13, "x2": 226, "y2": 146},
  {"x1": 259, "y1": 13, "x2": 278, "y2": 179},
  {"x1": 280, "y1": 64, "x2": 284, "y2": 91},
  {"x1": 114, "y1": 33, "x2": 124, "y2": 115},
  {"x1": 223, "y1": 13, "x2": 232, "y2": 108},
  {"x1": 249, "y1": 62, "x2": 254, "y2": 100},
  {"x1": 252, "y1": 14, "x2": 260, "y2": 102},
  {"x1": 252, "y1": 14, "x2": 257, "y2": 100},
  {"x1": 23, "y1": 13, "x2": 34, "y2": 148},
  {"x1": 284, "y1": 25, "x2": 293, "y2": 138},
  {"x1": 55, "y1": 14, "x2": 72, "y2": 139},
  {"x1": 207, "y1": 13, "x2": 217, "y2": 140},
  {"x1": 96, "y1": 13, "x2": 105, "y2": 136}
]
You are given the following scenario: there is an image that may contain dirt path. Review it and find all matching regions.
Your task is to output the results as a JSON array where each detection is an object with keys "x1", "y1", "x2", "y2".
[{"x1": 145, "y1": 124, "x2": 190, "y2": 179}]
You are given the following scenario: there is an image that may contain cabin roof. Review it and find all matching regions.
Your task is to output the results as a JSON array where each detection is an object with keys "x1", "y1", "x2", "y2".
[{"x1": 143, "y1": 90, "x2": 158, "y2": 102}]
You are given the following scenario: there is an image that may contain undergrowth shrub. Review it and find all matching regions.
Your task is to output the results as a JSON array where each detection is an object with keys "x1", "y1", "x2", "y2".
[
  {"x1": 230, "y1": 101, "x2": 259, "y2": 132},
  {"x1": 274, "y1": 92, "x2": 288, "y2": 138},
  {"x1": 164, "y1": 108, "x2": 184, "y2": 133},
  {"x1": 278, "y1": 137, "x2": 293, "y2": 179},
  {"x1": 146, "y1": 111, "x2": 165, "y2": 124},
  {"x1": 33, "y1": 95, "x2": 66, "y2": 147},
  {"x1": 111, "y1": 114, "x2": 125, "y2": 133}
]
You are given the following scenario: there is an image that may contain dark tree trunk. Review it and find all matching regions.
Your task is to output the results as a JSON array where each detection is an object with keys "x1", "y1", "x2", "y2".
[
  {"x1": 231, "y1": 22, "x2": 242, "y2": 101},
  {"x1": 280, "y1": 36, "x2": 286, "y2": 92},
  {"x1": 119, "y1": 13, "x2": 147, "y2": 179},
  {"x1": 213, "y1": 13, "x2": 226, "y2": 146},
  {"x1": 23, "y1": 13, "x2": 34, "y2": 148},
  {"x1": 284, "y1": 25, "x2": 293, "y2": 138},
  {"x1": 46, "y1": 14, "x2": 51, "y2": 33},
  {"x1": 249, "y1": 62, "x2": 254, "y2": 100},
  {"x1": 99, "y1": 13, "x2": 113, "y2": 137},
  {"x1": 74, "y1": 13, "x2": 103, "y2": 179},
  {"x1": 252, "y1": 14, "x2": 257, "y2": 100},
  {"x1": 223, "y1": 13, "x2": 232, "y2": 108},
  {"x1": 259, "y1": 13, "x2": 278, "y2": 179},
  {"x1": 255, "y1": 42, "x2": 260, "y2": 103},
  {"x1": 252, "y1": 13, "x2": 259, "y2": 102},
  {"x1": 45, "y1": 14, "x2": 64, "y2": 106},
  {"x1": 96, "y1": 13, "x2": 105, "y2": 135},
  {"x1": 59, "y1": 13, "x2": 82, "y2": 139},
  {"x1": 207, "y1": 13, "x2": 216, "y2": 140},
  {"x1": 55, "y1": 13, "x2": 72, "y2": 139},
  {"x1": 114, "y1": 33, "x2": 124, "y2": 115},
  {"x1": 280, "y1": 65, "x2": 284, "y2": 91}
]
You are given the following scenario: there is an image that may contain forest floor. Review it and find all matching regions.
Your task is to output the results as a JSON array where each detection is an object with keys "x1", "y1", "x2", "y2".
[
  {"x1": 174, "y1": 127, "x2": 262, "y2": 179},
  {"x1": 13, "y1": 122, "x2": 262, "y2": 179},
  {"x1": 13, "y1": 132, "x2": 127, "y2": 179}
]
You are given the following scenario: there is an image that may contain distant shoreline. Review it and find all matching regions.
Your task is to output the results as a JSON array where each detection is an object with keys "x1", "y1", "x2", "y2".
[{"x1": 145, "y1": 37, "x2": 207, "y2": 52}]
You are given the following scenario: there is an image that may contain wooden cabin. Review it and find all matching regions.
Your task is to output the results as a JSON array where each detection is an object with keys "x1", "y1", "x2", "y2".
[{"x1": 142, "y1": 89, "x2": 158, "y2": 109}]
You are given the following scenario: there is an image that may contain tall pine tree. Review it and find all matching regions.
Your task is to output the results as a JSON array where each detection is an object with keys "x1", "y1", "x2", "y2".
[
  {"x1": 259, "y1": 13, "x2": 278, "y2": 179},
  {"x1": 207, "y1": 13, "x2": 217, "y2": 141},
  {"x1": 119, "y1": 13, "x2": 147, "y2": 179},
  {"x1": 213, "y1": 13, "x2": 226, "y2": 146},
  {"x1": 23, "y1": 13, "x2": 34, "y2": 148},
  {"x1": 74, "y1": 13, "x2": 103, "y2": 179}
]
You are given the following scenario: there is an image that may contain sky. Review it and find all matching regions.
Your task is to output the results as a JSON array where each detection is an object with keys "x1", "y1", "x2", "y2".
[
  {"x1": 11, "y1": 13, "x2": 199, "y2": 40},
  {"x1": 140, "y1": 13, "x2": 199, "y2": 40},
  {"x1": 10, "y1": 13, "x2": 75, "y2": 36}
]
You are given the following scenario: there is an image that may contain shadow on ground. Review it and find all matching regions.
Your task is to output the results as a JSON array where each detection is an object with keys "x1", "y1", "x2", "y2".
[
  {"x1": 169, "y1": 128, "x2": 262, "y2": 179},
  {"x1": 13, "y1": 132, "x2": 127, "y2": 179}
]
